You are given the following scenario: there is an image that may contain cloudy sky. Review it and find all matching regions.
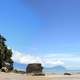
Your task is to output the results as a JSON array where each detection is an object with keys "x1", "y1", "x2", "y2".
[
  {"x1": 0, "y1": 0, "x2": 80, "y2": 70},
  {"x1": 12, "y1": 50, "x2": 80, "y2": 70}
]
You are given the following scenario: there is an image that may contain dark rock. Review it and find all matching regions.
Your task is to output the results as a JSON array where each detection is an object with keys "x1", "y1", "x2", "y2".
[
  {"x1": 64, "y1": 72, "x2": 72, "y2": 75},
  {"x1": 32, "y1": 73, "x2": 45, "y2": 76},
  {"x1": 1, "y1": 61, "x2": 13, "y2": 72},
  {"x1": 26, "y1": 63, "x2": 44, "y2": 75}
]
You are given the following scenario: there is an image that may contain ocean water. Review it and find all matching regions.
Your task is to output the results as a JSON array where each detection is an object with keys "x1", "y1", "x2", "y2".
[{"x1": 43, "y1": 68, "x2": 80, "y2": 74}]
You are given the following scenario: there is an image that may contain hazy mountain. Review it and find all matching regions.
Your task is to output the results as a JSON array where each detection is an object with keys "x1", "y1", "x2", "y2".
[{"x1": 44, "y1": 65, "x2": 67, "y2": 73}]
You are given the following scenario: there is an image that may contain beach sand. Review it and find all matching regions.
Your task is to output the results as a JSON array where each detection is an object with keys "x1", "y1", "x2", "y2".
[{"x1": 0, "y1": 72, "x2": 80, "y2": 80}]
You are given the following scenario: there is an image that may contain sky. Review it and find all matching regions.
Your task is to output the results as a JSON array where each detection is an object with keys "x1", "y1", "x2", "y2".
[{"x1": 0, "y1": 0, "x2": 80, "y2": 70}]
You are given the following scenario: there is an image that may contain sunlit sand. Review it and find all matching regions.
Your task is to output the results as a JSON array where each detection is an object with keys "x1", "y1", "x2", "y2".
[{"x1": 0, "y1": 72, "x2": 80, "y2": 80}]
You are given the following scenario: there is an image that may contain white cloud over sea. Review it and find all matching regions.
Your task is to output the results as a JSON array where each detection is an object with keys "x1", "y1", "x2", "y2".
[{"x1": 12, "y1": 50, "x2": 80, "y2": 69}]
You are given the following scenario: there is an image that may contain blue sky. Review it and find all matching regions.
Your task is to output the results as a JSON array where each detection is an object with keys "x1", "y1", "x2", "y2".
[{"x1": 0, "y1": 0, "x2": 80, "y2": 70}]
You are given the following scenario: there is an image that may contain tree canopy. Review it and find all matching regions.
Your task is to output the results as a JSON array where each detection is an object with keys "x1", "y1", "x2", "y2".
[{"x1": 0, "y1": 34, "x2": 13, "y2": 71}]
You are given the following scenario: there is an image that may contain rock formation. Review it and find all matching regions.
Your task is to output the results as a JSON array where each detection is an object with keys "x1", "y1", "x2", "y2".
[{"x1": 26, "y1": 63, "x2": 44, "y2": 75}]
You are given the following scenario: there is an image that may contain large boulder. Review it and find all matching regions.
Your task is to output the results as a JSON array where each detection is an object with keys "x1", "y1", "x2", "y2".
[
  {"x1": 26, "y1": 63, "x2": 44, "y2": 75},
  {"x1": 64, "y1": 72, "x2": 72, "y2": 75}
]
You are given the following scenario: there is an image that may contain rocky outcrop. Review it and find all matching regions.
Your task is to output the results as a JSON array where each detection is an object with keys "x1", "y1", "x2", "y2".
[
  {"x1": 26, "y1": 63, "x2": 44, "y2": 76},
  {"x1": 64, "y1": 72, "x2": 72, "y2": 75},
  {"x1": 1, "y1": 61, "x2": 13, "y2": 72}
]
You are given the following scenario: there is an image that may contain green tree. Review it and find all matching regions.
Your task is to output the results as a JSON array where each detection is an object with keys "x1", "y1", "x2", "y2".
[{"x1": 0, "y1": 34, "x2": 13, "y2": 71}]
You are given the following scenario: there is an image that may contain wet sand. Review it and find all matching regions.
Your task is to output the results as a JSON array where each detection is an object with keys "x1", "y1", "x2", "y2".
[{"x1": 0, "y1": 72, "x2": 80, "y2": 80}]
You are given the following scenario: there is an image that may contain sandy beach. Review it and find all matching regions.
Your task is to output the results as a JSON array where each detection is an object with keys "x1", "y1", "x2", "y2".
[{"x1": 0, "y1": 72, "x2": 80, "y2": 80}]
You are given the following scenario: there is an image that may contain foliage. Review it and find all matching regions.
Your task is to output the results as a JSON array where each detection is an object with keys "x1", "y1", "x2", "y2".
[{"x1": 0, "y1": 34, "x2": 13, "y2": 71}]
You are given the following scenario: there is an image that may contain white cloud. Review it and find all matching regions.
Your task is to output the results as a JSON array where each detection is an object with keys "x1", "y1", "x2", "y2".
[
  {"x1": 12, "y1": 50, "x2": 42, "y2": 64},
  {"x1": 12, "y1": 50, "x2": 80, "y2": 68}
]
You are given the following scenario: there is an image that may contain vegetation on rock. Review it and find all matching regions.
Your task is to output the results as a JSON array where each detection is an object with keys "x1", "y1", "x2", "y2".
[{"x1": 0, "y1": 34, "x2": 13, "y2": 72}]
